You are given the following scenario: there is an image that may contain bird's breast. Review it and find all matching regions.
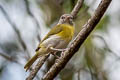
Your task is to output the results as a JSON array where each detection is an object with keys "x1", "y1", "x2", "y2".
[{"x1": 56, "y1": 24, "x2": 74, "y2": 41}]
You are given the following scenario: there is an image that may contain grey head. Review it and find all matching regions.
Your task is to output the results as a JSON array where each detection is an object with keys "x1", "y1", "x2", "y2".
[{"x1": 58, "y1": 14, "x2": 74, "y2": 26}]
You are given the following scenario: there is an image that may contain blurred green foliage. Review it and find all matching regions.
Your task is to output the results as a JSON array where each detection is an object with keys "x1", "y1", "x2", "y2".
[
  {"x1": 38, "y1": 0, "x2": 62, "y2": 26},
  {"x1": 95, "y1": 15, "x2": 110, "y2": 31}
]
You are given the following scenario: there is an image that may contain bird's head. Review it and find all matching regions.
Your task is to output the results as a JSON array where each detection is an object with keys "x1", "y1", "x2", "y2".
[{"x1": 58, "y1": 14, "x2": 74, "y2": 26}]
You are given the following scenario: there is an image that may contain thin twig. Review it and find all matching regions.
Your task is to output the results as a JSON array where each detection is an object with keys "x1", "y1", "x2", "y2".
[
  {"x1": 0, "y1": 53, "x2": 15, "y2": 62},
  {"x1": 71, "y1": 0, "x2": 84, "y2": 18},
  {"x1": 26, "y1": 54, "x2": 50, "y2": 80},
  {"x1": 0, "y1": 52, "x2": 18, "y2": 63},
  {"x1": 42, "y1": 0, "x2": 112, "y2": 80}
]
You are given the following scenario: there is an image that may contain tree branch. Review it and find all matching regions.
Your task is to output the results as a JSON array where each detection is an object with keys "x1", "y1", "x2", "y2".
[
  {"x1": 42, "y1": 0, "x2": 112, "y2": 80},
  {"x1": 0, "y1": 52, "x2": 18, "y2": 63},
  {"x1": 26, "y1": 54, "x2": 50, "y2": 80},
  {"x1": 71, "y1": 0, "x2": 84, "y2": 18}
]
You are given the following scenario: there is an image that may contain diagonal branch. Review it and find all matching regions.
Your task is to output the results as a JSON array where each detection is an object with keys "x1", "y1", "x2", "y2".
[
  {"x1": 71, "y1": 0, "x2": 84, "y2": 18},
  {"x1": 0, "y1": 52, "x2": 19, "y2": 63},
  {"x1": 42, "y1": 0, "x2": 112, "y2": 80},
  {"x1": 0, "y1": 53, "x2": 15, "y2": 62},
  {"x1": 26, "y1": 54, "x2": 50, "y2": 80}
]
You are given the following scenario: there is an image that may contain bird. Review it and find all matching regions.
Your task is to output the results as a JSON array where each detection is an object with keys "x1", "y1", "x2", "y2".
[{"x1": 24, "y1": 14, "x2": 75, "y2": 71}]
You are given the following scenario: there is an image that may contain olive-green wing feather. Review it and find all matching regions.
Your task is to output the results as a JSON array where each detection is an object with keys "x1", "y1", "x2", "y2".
[
  {"x1": 35, "y1": 24, "x2": 63, "y2": 51},
  {"x1": 41, "y1": 24, "x2": 63, "y2": 43}
]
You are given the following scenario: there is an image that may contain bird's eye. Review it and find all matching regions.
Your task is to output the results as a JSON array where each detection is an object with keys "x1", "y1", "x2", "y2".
[{"x1": 61, "y1": 16, "x2": 65, "y2": 19}]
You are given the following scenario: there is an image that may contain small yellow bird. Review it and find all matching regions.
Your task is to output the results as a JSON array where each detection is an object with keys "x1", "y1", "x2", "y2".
[{"x1": 24, "y1": 14, "x2": 75, "y2": 71}]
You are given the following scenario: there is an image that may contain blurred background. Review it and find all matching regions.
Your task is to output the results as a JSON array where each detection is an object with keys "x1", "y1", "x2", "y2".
[{"x1": 0, "y1": 0, "x2": 120, "y2": 80}]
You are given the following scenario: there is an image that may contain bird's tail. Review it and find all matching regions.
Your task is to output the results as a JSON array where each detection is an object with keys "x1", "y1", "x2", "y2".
[{"x1": 24, "y1": 53, "x2": 38, "y2": 71}]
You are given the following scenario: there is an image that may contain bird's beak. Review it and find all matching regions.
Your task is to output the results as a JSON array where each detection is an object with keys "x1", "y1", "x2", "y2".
[
  {"x1": 66, "y1": 16, "x2": 69, "y2": 20},
  {"x1": 65, "y1": 16, "x2": 70, "y2": 22}
]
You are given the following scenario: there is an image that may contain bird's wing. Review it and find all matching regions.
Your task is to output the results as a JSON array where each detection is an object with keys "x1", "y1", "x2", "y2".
[
  {"x1": 35, "y1": 24, "x2": 63, "y2": 51},
  {"x1": 41, "y1": 24, "x2": 63, "y2": 43}
]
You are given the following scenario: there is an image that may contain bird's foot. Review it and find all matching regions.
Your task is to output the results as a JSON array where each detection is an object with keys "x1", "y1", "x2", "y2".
[
  {"x1": 49, "y1": 47, "x2": 67, "y2": 58},
  {"x1": 49, "y1": 47, "x2": 66, "y2": 52},
  {"x1": 51, "y1": 52, "x2": 60, "y2": 59}
]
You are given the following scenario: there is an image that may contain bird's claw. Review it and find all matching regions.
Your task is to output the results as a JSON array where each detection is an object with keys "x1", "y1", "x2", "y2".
[{"x1": 49, "y1": 47, "x2": 66, "y2": 52}]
